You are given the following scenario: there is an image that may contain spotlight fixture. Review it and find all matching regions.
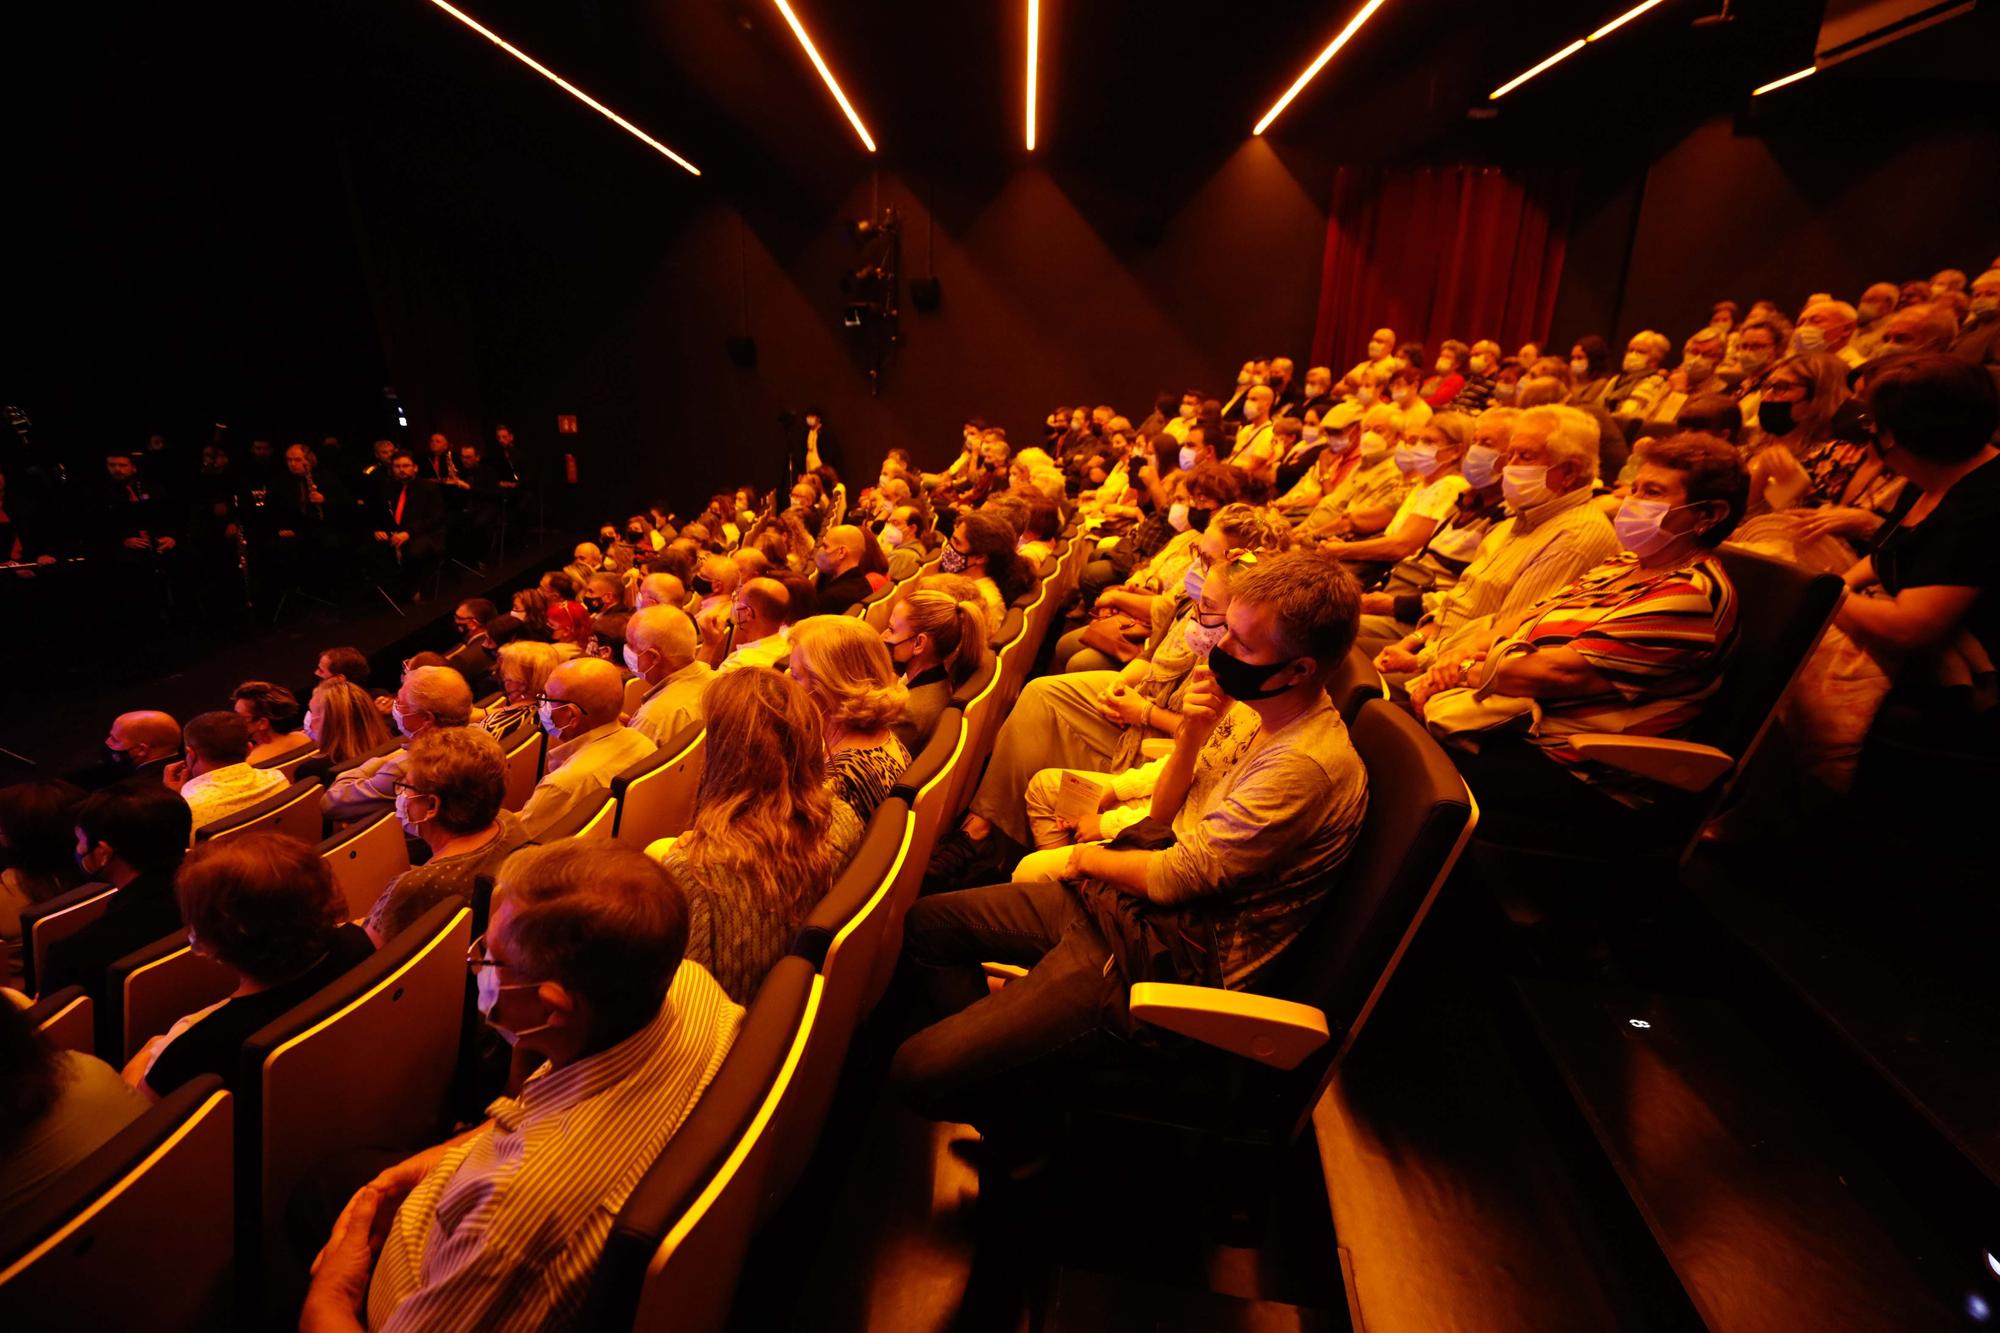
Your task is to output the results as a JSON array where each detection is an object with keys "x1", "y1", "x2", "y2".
[
  {"x1": 1025, "y1": 0, "x2": 1040, "y2": 151},
  {"x1": 1751, "y1": 65, "x2": 1817, "y2": 95},
  {"x1": 420, "y1": 0, "x2": 700, "y2": 175},
  {"x1": 1488, "y1": 0, "x2": 1670, "y2": 101},
  {"x1": 772, "y1": 0, "x2": 877, "y2": 152},
  {"x1": 1254, "y1": 0, "x2": 1392, "y2": 136}
]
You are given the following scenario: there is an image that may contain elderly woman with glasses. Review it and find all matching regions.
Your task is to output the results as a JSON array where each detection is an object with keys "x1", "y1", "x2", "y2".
[{"x1": 364, "y1": 727, "x2": 528, "y2": 945}]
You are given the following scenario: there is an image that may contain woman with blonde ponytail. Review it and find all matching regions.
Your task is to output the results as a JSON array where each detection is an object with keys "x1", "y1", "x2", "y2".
[
  {"x1": 883, "y1": 587, "x2": 991, "y2": 750},
  {"x1": 652, "y1": 667, "x2": 856, "y2": 1002},
  {"x1": 786, "y1": 616, "x2": 913, "y2": 830}
]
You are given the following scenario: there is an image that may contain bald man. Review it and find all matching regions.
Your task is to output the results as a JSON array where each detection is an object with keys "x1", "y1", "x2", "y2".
[
  {"x1": 1348, "y1": 327, "x2": 1401, "y2": 384},
  {"x1": 325, "y1": 665, "x2": 474, "y2": 820},
  {"x1": 89, "y1": 710, "x2": 183, "y2": 787},
  {"x1": 517, "y1": 657, "x2": 659, "y2": 840},
  {"x1": 814, "y1": 525, "x2": 873, "y2": 613},
  {"x1": 702, "y1": 577, "x2": 792, "y2": 674},
  {"x1": 692, "y1": 554, "x2": 740, "y2": 620},
  {"x1": 633, "y1": 572, "x2": 687, "y2": 614},
  {"x1": 625, "y1": 605, "x2": 712, "y2": 746}
]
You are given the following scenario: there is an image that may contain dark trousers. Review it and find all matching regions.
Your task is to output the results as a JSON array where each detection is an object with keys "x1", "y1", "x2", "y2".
[{"x1": 889, "y1": 880, "x2": 1136, "y2": 1127}]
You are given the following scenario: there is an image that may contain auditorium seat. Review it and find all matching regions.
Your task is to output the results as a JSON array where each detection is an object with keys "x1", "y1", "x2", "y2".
[
  {"x1": 621, "y1": 673, "x2": 649, "y2": 719},
  {"x1": 499, "y1": 723, "x2": 547, "y2": 812},
  {"x1": 317, "y1": 808, "x2": 412, "y2": 921},
  {"x1": 0, "y1": 1076, "x2": 235, "y2": 1333},
  {"x1": 24, "y1": 985, "x2": 93, "y2": 1055},
  {"x1": 581, "y1": 956, "x2": 818, "y2": 1333},
  {"x1": 879, "y1": 709, "x2": 966, "y2": 1006},
  {"x1": 107, "y1": 931, "x2": 239, "y2": 1063},
  {"x1": 254, "y1": 745, "x2": 322, "y2": 781},
  {"x1": 612, "y1": 726, "x2": 704, "y2": 847},
  {"x1": 18, "y1": 882, "x2": 116, "y2": 998},
  {"x1": 942, "y1": 657, "x2": 1004, "y2": 826},
  {"x1": 236, "y1": 901, "x2": 471, "y2": 1297},
  {"x1": 534, "y1": 792, "x2": 617, "y2": 842},
  {"x1": 195, "y1": 779, "x2": 325, "y2": 846}
]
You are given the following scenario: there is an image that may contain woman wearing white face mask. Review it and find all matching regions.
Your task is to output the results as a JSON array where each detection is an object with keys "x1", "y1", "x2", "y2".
[
  {"x1": 1407, "y1": 433, "x2": 1748, "y2": 840},
  {"x1": 365, "y1": 727, "x2": 525, "y2": 946},
  {"x1": 1421, "y1": 339, "x2": 1469, "y2": 409},
  {"x1": 1611, "y1": 330, "x2": 1673, "y2": 417},
  {"x1": 1565, "y1": 336, "x2": 1616, "y2": 409},
  {"x1": 1318, "y1": 413, "x2": 1475, "y2": 569}
]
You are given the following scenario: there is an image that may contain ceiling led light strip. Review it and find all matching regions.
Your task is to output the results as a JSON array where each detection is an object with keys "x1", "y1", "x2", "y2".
[
  {"x1": 1026, "y1": 0, "x2": 1040, "y2": 151},
  {"x1": 1253, "y1": 0, "x2": 1393, "y2": 136},
  {"x1": 421, "y1": 0, "x2": 700, "y2": 175},
  {"x1": 772, "y1": 0, "x2": 878, "y2": 152},
  {"x1": 1751, "y1": 66, "x2": 1817, "y2": 95},
  {"x1": 1488, "y1": 0, "x2": 1670, "y2": 101}
]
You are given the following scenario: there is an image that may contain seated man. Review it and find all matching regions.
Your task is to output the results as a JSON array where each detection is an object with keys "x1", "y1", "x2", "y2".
[
  {"x1": 299, "y1": 842, "x2": 742, "y2": 1333},
  {"x1": 812, "y1": 524, "x2": 874, "y2": 612},
  {"x1": 40, "y1": 780, "x2": 192, "y2": 1025},
  {"x1": 166, "y1": 711, "x2": 288, "y2": 831},
  {"x1": 632, "y1": 572, "x2": 686, "y2": 613},
  {"x1": 625, "y1": 605, "x2": 713, "y2": 746},
  {"x1": 76, "y1": 709, "x2": 181, "y2": 789},
  {"x1": 882, "y1": 505, "x2": 928, "y2": 581},
  {"x1": 516, "y1": 657, "x2": 659, "y2": 840},
  {"x1": 699, "y1": 576, "x2": 794, "y2": 674},
  {"x1": 323, "y1": 666, "x2": 473, "y2": 821},
  {"x1": 891, "y1": 551, "x2": 1370, "y2": 1131}
]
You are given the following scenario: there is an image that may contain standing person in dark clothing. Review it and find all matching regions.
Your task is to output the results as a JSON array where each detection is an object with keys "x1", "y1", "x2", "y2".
[
  {"x1": 789, "y1": 410, "x2": 844, "y2": 490},
  {"x1": 92, "y1": 450, "x2": 179, "y2": 624},
  {"x1": 366, "y1": 453, "x2": 446, "y2": 602}
]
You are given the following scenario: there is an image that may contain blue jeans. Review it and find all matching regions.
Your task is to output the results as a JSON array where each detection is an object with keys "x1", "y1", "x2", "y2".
[{"x1": 889, "y1": 880, "x2": 1136, "y2": 1126}]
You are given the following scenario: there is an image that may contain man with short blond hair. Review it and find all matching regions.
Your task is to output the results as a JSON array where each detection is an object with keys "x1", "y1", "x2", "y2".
[{"x1": 625, "y1": 605, "x2": 713, "y2": 746}]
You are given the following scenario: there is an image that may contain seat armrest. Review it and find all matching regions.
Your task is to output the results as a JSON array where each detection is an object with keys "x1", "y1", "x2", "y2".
[
  {"x1": 1567, "y1": 734, "x2": 1734, "y2": 792},
  {"x1": 1128, "y1": 982, "x2": 1329, "y2": 1070}
]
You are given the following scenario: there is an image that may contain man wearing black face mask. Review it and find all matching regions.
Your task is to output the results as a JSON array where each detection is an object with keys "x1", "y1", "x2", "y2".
[
  {"x1": 891, "y1": 552, "x2": 1371, "y2": 1133},
  {"x1": 73, "y1": 710, "x2": 182, "y2": 790}
]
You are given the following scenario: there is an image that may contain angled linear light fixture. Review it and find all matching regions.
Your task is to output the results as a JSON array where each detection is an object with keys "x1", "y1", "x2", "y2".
[
  {"x1": 1752, "y1": 65, "x2": 1817, "y2": 95},
  {"x1": 1255, "y1": 0, "x2": 1393, "y2": 135},
  {"x1": 1026, "y1": 0, "x2": 1040, "y2": 151},
  {"x1": 1488, "y1": 0, "x2": 1669, "y2": 100},
  {"x1": 421, "y1": 0, "x2": 700, "y2": 175},
  {"x1": 772, "y1": 0, "x2": 877, "y2": 152}
]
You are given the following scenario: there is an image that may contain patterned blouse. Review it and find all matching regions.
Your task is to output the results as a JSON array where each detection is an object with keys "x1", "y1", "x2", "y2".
[
  {"x1": 1505, "y1": 552, "x2": 1739, "y2": 801},
  {"x1": 827, "y1": 738, "x2": 911, "y2": 827}
]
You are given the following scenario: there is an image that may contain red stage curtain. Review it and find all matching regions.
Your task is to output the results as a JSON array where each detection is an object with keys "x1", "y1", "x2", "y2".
[{"x1": 1310, "y1": 165, "x2": 1575, "y2": 374}]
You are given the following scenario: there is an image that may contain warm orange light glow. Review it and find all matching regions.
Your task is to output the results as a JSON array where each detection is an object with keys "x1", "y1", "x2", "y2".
[
  {"x1": 1489, "y1": 0, "x2": 1672, "y2": 101},
  {"x1": 1025, "y1": 0, "x2": 1040, "y2": 151},
  {"x1": 1253, "y1": 0, "x2": 1393, "y2": 136},
  {"x1": 420, "y1": 0, "x2": 700, "y2": 175},
  {"x1": 1752, "y1": 65, "x2": 1817, "y2": 96},
  {"x1": 772, "y1": 0, "x2": 877, "y2": 152}
]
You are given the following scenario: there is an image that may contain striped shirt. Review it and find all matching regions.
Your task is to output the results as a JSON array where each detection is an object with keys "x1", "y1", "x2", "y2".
[
  {"x1": 1424, "y1": 486, "x2": 1620, "y2": 663},
  {"x1": 1509, "y1": 552, "x2": 1739, "y2": 796},
  {"x1": 366, "y1": 961, "x2": 743, "y2": 1332}
]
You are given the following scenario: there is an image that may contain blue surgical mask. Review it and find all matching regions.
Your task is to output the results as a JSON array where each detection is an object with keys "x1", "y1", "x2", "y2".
[
  {"x1": 475, "y1": 968, "x2": 552, "y2": 1047},
  {"x1": 1613, "y1": 496, "x2": 1696, "y2": 557},
  {"x1": 1178, "y1": 445, "x2": 1197, "y2": 471},
  {"x1": 1394, "y1": 443, "x2": 1439, "y2": 476},
  {"x1": 1462, "y1": 443, "x2": 1500, "y2": 488},
  {"x1": 1183, "y1": 559, "x2": 1207, "y2": 603},
  {"x1": 881, "y1": 523, "x2": 905, "y2": 549},
  {"x1": 1502, "y1": 463, "x2": 1553, "y2": 511}
]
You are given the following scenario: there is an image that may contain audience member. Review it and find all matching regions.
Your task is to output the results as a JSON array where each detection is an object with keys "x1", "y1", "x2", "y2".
[
  {"x1": 702, "y1": 576, "x2": 795, "y2": 674},
  {"x1": 323, "y1": 666, "x2": 473, "y2": 821},
  {"x1": 364, "y1": 728, "x2": 526, "y2": 944},
  {"x1": 625, "y1": 605, "x2": 713, "y2": 746},
  {"x1": 299, "y1": 679, "x2": 395, "y2": 784},
  {"x1": 788, "y1": 616, "x2": 912, "y2": 829},
  {"x1": 813, "y1": 524, "x2": 875, "y2": 612},
  {"x1": 231, "y1": 680, "x2": 312, "y2": 766},
  {"x1": 883, "y1": 588, "x2": 991, "y2": 751},
  {"x1": 166, "y1": 711, "x2": 287, "y2": 830},
  {"x1": 0, "y1": 995, "x2": 147, "y2": 1215},
  {"x1": 87, "y1": 710, "x2": 182, "y2": 789},
  {"x1": 0, "y1": 781, "x2": 88, "y2": 982},
  {"x1": 485, "y1": 640, "x2": 561, "y2": 736},
  {"x1": 516, "y1": 658, "x2": 658, "y2": 840}
]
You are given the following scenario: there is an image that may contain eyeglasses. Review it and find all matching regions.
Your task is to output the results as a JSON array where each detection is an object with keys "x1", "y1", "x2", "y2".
[
  {"x1": 529, "y1": 694, "x2": 575, "y2": 710},
  {"x1": 466, "y1": 933, "x2": 502, "y2": 972},
  {"x1": 391, "y1": 781, "x2": 433, "y2": 799}
]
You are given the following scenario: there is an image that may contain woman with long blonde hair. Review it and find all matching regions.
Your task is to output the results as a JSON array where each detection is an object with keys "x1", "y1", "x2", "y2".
[
  {"x1": 787, "y1": 615, "x2": 911, "y2": 827},
  {"x1": 296, "y1": 678, "x2": 393, "y2": 785},
  {"x1": 882, "y1": 588, "x2": 989, "y2": 750},
  {"x1": 652, "y1": 668, "x2": 857, "y2": 1002}
]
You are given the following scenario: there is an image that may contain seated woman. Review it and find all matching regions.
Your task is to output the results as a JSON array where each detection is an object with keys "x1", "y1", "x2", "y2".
[
  {"x1": 787, "y1": 616, "x2": 912, "y2": 827},
  {"x1": 1016, "y1": 497, "x2": 1063, "y2": 574},
  {"x1": 0, "y1": 995, "x2": 147, "y2": 1214},
  {"x1": 364, "y1": 728, "x2": 526, "y2": 945},
  {"x1": 1317, "y1": 412, "x2": 1474, "y2": 579},
  {"x1": 1742, "y1": 351, "x2": 1851, "y2": 469},
  {"x1": 481, "y1": 640, "x2": 561, "y2": 736},
  {"x1": 1275, "y1": 417, "x2": 1355, "y2": 519},
  {"x1": 648, "y1": 668, "x2": 856, "y2": 1003},
  {"x1": 231, "y1": 681, "x2": 313, "y2": 766},
  {"x1": 124, "y1": 832, "x2": 374, "y2": 1100},
  {"x1": 537, "y1": 571, "x2": 593, "y2": 647},
  {"x1": 0, "y1": 780, "x2": 87, "y2": 986},
  {"x1": 293, "y1": 678, "x2": 394, "y2": 786},
  {"x1": 883, "y1": 587, "x2": 990, "y2": 751},
  {"x1": 507, "y1": 588, "x2": 559, "y2": 643},
  {"x1": 938, "y1": 510, "x2": 1288, "y2": 880},
  {"x1": 1734, "y1": 357, "x2": 1900, "y2": 574},
  {"x1": 943, "y1": 511, "x2": 1033, "y2": 632},
  {"x1": 1408, "y1": 432, "x2": 1748, "y2": 846},
  {"x1": 1787, "y1": 353, "x2": 2000, "y2": 794}
]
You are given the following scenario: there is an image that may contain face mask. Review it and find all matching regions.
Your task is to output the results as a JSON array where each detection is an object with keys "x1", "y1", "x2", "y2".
[
  {"x1": 393, "y1": 790, "x2": 431, "y2": 838},
  {"x1": 1182, "y1": 617, "x2": 1226, "y2": 659},
  {"x1": 475, "y1": 968, "x2": 552, "y2": 1047},
  {"x1": 1168, "y1": 502, "x2": 1191, "y2": 532},
  {"x1": 1683, "y1": 355, "x2": 1716, "y2": 382},
  {"x1": 881, "y1": 523, "x2": 905, "y2": 548},
  {"x1": 1435, "y1": 357, "x2": 1454, "y2": 374},
  {"x1": 1183, "y1": 559, "x2": 1208, "y2": 603},
  {"x1": 1570, "y1": 358, "x2": 1592, "y2": 380},
  {"x1": 1243, "y1": 401, "x2": 1262, "y2": 420},
  {"x1": 1857, "y1": 300, "x2": 1890, "y2": 322},
  {"x1": 1469, "y1": 354, "x2": 1492, "y2": 374},
  {"x1": 1735, "y1": 347, "x2": 1773, "y2": 374},
  {"x1": 1178, "y1": 445, "x2": 1197, "y2": 471},
  {"x1": 1758, "y1": 398, "x2": 1798, "y2": 436},
  {"x1": 1502, "y1": 463, "x2": 1553, "y2": 511},
  {"x1": 581, "y1": 596, "x2": 606, "y2": 614},
  {"x1": 1612, "y1": 496, "x2": 1695, "y2": 558},
  {"x1": 104, "y1": 744, "x2": 134, "y2": 770},
  {"x1": 1354, "y1": 386, "x2": 1377, "y2": 406},
  {"x1": 1367, "y1": 341, "x2": 1388, "y2": 358},
  {"x1": 1301, "y1": 425, "x2": 1321, "y2": 444},
  {"x1": 814, "y1": 550, "x2": 834, "y2": 574},
  {"x1": 1793, "y1": 325, "x2": 1827, "y2": 352},
  {"x1": 622, "y1": 643, "x2": 645, "y2": 676},
  {"x1": 1621, "y1": 351, "x2": 1650, "y2": 373},
  {"x1": 302, "y1": 713, "x2": 320, "y2": 743},
  {"x1": 1324, "y1": 428, "x2": 1354, "y2": 455},
  {"x1": 883, "y1": 634, "x2": 918, "y2": 669},
  {"x1": 1391, "y1": 387, "x2": 1414, "y2": 405},
  {"x1": 939, "y1": 545, "x2": 969, "y2": 574},
  {"x1": 1462, "y1": 443, "x2": 1500, "y2": 488},
  {"x1": 392, "y1": 706, "x2": 422, "y2": 740},
  {"x1": 538, "y1": 701, "x2": 569, "y2": 736},
  {"x1": 1394, "y1": 443, "x2": 1439, "y2": 477},
  {"x1": 690, "y1": 574, "x2": 714, "y2": 597},
  {"x1": 1206, "y1": 641, "x2": 1300, "y2": 701}
]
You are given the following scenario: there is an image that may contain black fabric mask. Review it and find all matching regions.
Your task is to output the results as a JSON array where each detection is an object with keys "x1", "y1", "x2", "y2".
[
  {"x1": 690, "y1": 575, "x2": 714, "y2": 596},
  {"x1": 1187, "y1": 507, "x2": 1213, "y2": 533},
  {"x1": 1206, "y1": 642, "x2": 1298, "y2": 701},
  {"x1": 1757, "y1": 398, "x2": 1798, "y2": 437}
]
